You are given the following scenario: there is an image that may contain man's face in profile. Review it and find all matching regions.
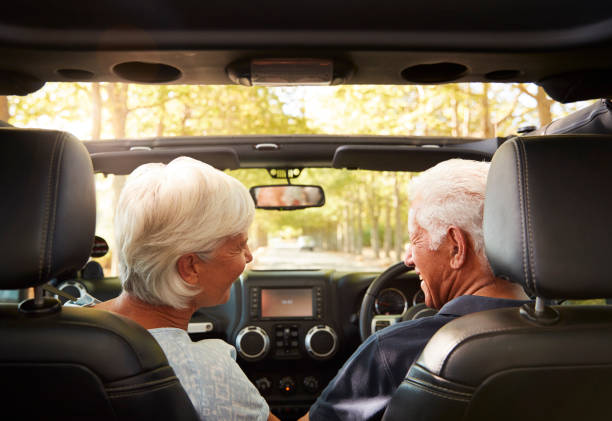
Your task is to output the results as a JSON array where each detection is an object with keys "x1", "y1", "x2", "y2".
[{"x1": 406, "y1": 205, "x2": 449, "y2": 309}]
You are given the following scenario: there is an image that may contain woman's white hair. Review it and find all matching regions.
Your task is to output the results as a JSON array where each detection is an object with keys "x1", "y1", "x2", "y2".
[
  {"x1": 115, "y1": 156, "x2": 254, "y2": 309},
  {"x1": 408, "y1": 159, "x2": 489, "y2": 253}
]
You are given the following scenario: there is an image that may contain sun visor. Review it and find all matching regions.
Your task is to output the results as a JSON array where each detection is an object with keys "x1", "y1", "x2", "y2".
[
  {"x1": 91, "y1": 147, "x2": 240, "y2": 174},
  {"x1": 539, "y1": 69, "x2": 612, "y2": 103},
  {"x1": 332, "y1": 138, "x2": 500, "y2": 171}
]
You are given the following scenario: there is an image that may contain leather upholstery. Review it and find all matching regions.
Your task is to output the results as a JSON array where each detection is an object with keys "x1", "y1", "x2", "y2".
[
  {"x1": 1, "y1": 304, "x2": 199, "y2": 420},
  {"x1": 532, "y1": 99, "x2": 612, "y2": 135},
  {"x1": 384, "y1": 305, "x2": 612, "y2": 421},
  {"x1": 0, "y1": 128, "x2": 198, "y2": 420},
  {"x1": 484, "y1": 135, "x2": 612, "y2": 298},
  {"x1": 0, "y1": 128, "x2": 95, "y2": 289},
  {"x1": 383, "y1": 134, "x2": 612, "y2": 421}
]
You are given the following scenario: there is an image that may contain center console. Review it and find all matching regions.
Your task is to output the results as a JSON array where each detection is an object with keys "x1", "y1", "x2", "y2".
[
  {"x1": 236, "y1": 284, "x2": 337, "y2": 361},
  {"x1": 233, "y1": 273, "x2": 344, "y2": 420}
]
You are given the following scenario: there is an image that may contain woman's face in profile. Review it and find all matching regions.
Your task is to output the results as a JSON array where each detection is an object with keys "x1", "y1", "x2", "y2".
[{"x1": 194, "y1": 233, "x2": 253, "y2": 307}]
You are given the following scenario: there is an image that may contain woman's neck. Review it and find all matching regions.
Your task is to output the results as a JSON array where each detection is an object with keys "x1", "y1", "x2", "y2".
[{"x1": 96, "y1": 291, "x2": 195, "y2": 330}]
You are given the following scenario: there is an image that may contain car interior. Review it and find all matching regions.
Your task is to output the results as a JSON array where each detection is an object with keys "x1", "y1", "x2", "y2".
[{"x1": 1, "y1": 1, "x2": 612, "y2": 420}]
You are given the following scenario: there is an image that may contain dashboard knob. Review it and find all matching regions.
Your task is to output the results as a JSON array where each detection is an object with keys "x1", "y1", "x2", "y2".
[
  {"x1": 255, "y1": 377, "x2": 272, "y2": 394},
  {"x1": 236, "y1": 326, "x2": 270, "y2": 360},
  {"x1": 279, "y1": 376, "x2": 296, "y2": 395},
  {"x1": 305, "y1": 325, "x2": 338, "y2": 359},
  {"x1": 303, "y1": 376, "x2": 319, "y2": 393}
]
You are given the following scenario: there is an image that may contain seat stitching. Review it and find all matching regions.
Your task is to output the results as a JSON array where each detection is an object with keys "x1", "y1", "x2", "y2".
[
  {"x1": 546, "y1": 100, "x2": 609, "y2": 134},
  {"x1": 438, "y1": 323, "x2": 559, "y2": 374},
  {"x1": 39, "y1": 134, "x2": 60, "y2": 283},
  {"x1": 518, "y1": 139, "x2": 537, "y2": 292},
  {"x1": 105, "y1": 376, "x2": 180, "y2": 392},
  {"x1": 107, "y1": 381, "x2": 183, "y2": 398},
  {"x1": 42, "y1": 313, "x2": 165, "y2": 371},
  {"x1": 405, "y1": 377, "x2": 473, "y2": 397},
  {"x1": 511, "y1": 140, "x2": 530, "y2": 290},
  {"x1": 46, "y1": 134, "x2": 66, "y2": 279},
  {"x1": 403, "y1": 378, "x2": 471, "y2": 402}
]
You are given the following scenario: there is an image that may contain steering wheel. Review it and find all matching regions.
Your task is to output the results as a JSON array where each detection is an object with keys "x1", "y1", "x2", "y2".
[{"x1": 359, "y1": 262, "x2": 414, "y2": 342}]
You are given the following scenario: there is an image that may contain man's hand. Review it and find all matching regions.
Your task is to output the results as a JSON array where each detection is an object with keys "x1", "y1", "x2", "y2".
[{"x1": 297, "y1": 412, "x2": 310, "y2": 421}]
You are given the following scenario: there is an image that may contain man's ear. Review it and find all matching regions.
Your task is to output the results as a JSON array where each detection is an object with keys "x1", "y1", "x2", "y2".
[
  {"x1": 447, "y1": 226, "x2": 467, "y2": 269},
  {"x1": 176, "y1": 254, "x2": 201, "y2": 286}
]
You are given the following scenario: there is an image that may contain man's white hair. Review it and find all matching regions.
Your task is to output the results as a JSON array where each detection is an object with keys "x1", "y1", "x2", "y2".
[
  {"x1": 115, "y1": 156, "x2": 254, "y2": 309},
  {"x1": 408, "y1": 159, "x2": 489, "y2": 253}
]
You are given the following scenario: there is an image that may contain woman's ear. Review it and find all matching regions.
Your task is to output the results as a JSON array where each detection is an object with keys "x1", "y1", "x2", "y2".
[
  {"x1": 176, "y1": 254, "x2": 201, "y2": 286},
  {"x1": 447, "y1": 226, "x2": 467, "y2": 269}
]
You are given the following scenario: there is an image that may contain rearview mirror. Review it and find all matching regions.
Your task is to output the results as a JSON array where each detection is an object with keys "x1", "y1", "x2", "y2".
[{"x1": 250, "y1": 185, "x2": 325, "y2": 210}]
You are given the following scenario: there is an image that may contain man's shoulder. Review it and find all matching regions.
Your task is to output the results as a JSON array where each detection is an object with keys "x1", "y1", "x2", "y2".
[
  {"x1": 375, "y1": 295, "x2": 527, "y2": 346},
  {"x1": 438, "y1": 295, "x2": 528, "y2": 317},
  {"x1": 371, "y1": 314, "x2": 454, "y2": 360},
  {"x1": 377, "y1": 312, "x2": 454, "y2": 339}
]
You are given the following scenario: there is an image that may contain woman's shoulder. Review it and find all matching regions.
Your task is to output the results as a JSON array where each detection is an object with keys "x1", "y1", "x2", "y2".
[
  {"x1": 191, "y1": 338, "x2": 237, "y2": 360},
  {"x1": 149, "y1": 328, "x2": 237, "y2": 361}
]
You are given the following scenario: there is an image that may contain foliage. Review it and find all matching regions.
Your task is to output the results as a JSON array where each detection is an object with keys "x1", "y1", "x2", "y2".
[{"x1": 3, "y1": 82, "x2": 594, "y2": 265}]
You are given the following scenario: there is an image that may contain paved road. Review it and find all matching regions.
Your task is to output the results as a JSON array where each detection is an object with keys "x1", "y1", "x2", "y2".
[{"x1": 250, "y1": 246, "x2": 399, "y2": 272}]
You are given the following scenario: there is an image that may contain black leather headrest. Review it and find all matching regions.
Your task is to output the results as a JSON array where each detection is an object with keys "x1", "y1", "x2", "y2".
[
  {"x1": 532, "y1": 99, "x2": 612, "y2": 136},
  {"x1": 0, "y1": 128, "x2": 95, "y2": 289},
  {"x1": 484, "y1": 135, "x2": 612, "y2": 299}
]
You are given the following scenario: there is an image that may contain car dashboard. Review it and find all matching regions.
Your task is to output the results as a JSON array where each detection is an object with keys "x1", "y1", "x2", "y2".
[
  {"x1": 185, "y1": 268, "x2": 422, "y2": 419},
  {"x1": 61, "y1": 265, "x2": 421, "y2": 419}
]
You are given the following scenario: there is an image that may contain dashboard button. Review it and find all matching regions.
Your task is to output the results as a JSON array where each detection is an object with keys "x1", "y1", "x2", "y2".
[
  {"x1": 255, "y1": 377, "x2": 272, "y2": 394},
  {"x1": 303, "y1": 376, "x2": 319, "y2": 393},
  {"x1": 279, "y1": 376, "x2": 296, "y2": 395}
]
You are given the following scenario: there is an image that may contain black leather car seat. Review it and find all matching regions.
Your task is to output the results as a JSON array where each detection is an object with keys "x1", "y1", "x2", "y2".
[
  {"x1": 382, "y1": 134, "x2": 612, "y2": 421},
  {"x1": 532, "y1": 98, "x2": 612, "y2": 135},
  {"x1": 0, "y1": 128, "x2": 198, "y2": 420}
]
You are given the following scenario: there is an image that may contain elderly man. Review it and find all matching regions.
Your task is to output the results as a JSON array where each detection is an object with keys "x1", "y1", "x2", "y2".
[{"x1": 302, "y1": 159, "x2": 529, "y2": 421}]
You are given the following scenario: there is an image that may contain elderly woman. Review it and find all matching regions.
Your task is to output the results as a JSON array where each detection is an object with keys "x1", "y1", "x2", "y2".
[{"x1": 97, "y1": 157, "x2": 278, "y2": 421}]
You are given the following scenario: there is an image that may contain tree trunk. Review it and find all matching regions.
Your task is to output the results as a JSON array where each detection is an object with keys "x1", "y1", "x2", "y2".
[
  {"x1": 383, "y1": 203, "x2": 392, "y2": 258},
  {"x1": 106, "y1": 84, "x2": 129, "y2": 138},
  {"x1": 535, "y1": 86, "x2": 553, "y2": 126},
  {"x1": 394, "y1": 173, "x2": 404, "y2": 260},
  {"x1": 463, "y1": 84, "x2": 472, "y2": 136},
  {"x1": 110, "y1": 175, "x2": 126, "y2": 275},
  {"x1": 356, "y1": 189, "x2": 363, "y2": 254},
  {"x1": 343, "y1": 206, "x2": 350, "y2": 253},
  {"x1": 366, "y1": 176, "x2": 380, "y2": 258},
  {"x1": 451, "y1": 87, "x2": 461, "y2": 137},
  {"x1": 337, "y1": 223, "x2": 343, "y2": 253},
  {"x1": 90, "y1": 83, "x2": 102, "y2": 140},
  {"x1": 481, "y1": 84, "x2": 494, "y2": 137},
  {"x1": 157, "y1": 108, "x2": 165, "y2": 136},
  {"x1": 0, "y1": 96, "x2": 9, "y2": 122},
  {"x1": 347, "y1": 204, "x2": 354, "y2": 254},
  {"x1": 181, "y1": 104, "x2": 192, "y2": 135},
  {"x1": 105, "y1": 83, "x2": 130, "y2": 274}
]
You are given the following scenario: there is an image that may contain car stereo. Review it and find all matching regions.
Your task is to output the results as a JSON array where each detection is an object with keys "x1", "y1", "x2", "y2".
[{"x1": 250, "y1": 286, "x2": 323, "y2": 321}]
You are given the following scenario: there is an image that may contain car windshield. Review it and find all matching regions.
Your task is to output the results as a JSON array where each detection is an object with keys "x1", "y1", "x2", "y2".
[
  {"x1": 94, "y1": 169, "x2": 415, "y2": 273},
  {"x1": 3, "y1": 82, "x2": 592, "y2": 274}
]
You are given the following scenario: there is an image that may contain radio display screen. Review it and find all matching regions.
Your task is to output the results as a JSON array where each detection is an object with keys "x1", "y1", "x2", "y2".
[{"x1": 261, "y1": 288, "x2": 313, "y2": 318}]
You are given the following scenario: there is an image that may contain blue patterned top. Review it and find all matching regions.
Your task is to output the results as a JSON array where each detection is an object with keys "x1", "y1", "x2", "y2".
[{"x1": 149, "y1": 327, "x2": 269, "y2": 421}]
